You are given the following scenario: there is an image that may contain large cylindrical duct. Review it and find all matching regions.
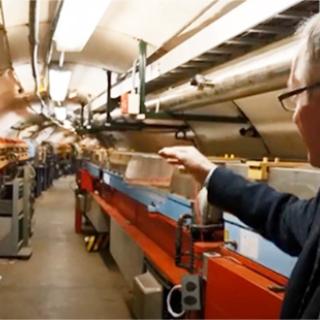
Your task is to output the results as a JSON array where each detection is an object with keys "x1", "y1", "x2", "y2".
[{"x1": 145, "y1": 38, "x2": 299, "y2": 112}]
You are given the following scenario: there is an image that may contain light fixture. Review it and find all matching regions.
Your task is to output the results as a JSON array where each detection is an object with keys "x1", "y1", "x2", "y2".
[
  {"x1": 49, "y1": 68, "x2": 72, "y2": 102},
  {"x1": 54, "y1": 106, "x2": 67, "y2": 122},
  {"x1": 53, "y1": 0, "x2": 111, "y2": 52}
]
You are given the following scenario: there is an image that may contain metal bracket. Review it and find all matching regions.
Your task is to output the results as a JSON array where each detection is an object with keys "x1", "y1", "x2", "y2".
[
  {"x1": 247, "y1": 158, "x2": 304, "y2": 181},
  {"x1": 139, "y1": 40, "x2": 146, "y2": 114},
  {"x1": 176, "y1": 213, "x2": 194, "y2": 273}
]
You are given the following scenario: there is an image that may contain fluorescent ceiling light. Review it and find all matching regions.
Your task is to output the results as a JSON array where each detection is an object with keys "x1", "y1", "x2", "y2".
[
  {"x1": 53, "y1": 0, "x2": 111, "y2": 52},
  {"x1": 54, "y1": 106, "x2": 67, "y2": 122},
  {"x1": 49, "y1": 68, "x2": 72, "y2": 102}
]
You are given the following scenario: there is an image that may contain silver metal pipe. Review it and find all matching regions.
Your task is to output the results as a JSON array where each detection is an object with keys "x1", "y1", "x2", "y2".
[
  {"x1": 29, "y1": 0, "x2": 40, "y2": 94},
  {"x1": 29, "y1": 0, "x2": 49, "y2": 114},
  {"x1": 45, "y1": 1, "x2": 64, "y2": 64},
  {"x1": 145, "y1": 39, "x2": 298, "y2": 112}
]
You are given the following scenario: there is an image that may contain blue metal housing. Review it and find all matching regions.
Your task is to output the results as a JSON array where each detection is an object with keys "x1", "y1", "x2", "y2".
[
  {"x1": 224, "y1": 213, "x2": 297, "y2": 277},
  {"x1": 83, "y1": 161, "x2": 296, "y2": 276},
  {"x1": 83, "y1": 161, "x2": 192, "y2": 221},
  {"x1": 102, "y1": 169, "x2": 193, "y2": 221},
  {"x1": 85, "y1": 161, "x2": 101, "y2": 178}
]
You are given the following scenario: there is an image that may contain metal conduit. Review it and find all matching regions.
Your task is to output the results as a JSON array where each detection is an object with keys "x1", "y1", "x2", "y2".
[
  {"x1": 29, "y1": 0, "x2": 41, "y2": 94},
  {"x1": 145, "y1": 39, "x2": 298, "y2": 112}
]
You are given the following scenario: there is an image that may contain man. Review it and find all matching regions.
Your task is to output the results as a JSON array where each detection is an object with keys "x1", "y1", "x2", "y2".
[{"x1": 159, "y1": 14, "x2": 320, "y2": 319}]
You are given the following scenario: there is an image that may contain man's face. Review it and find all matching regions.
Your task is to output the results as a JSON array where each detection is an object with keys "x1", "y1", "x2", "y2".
[{"x1": 290, "y1": 50, "x2": 320, "y2": 167}]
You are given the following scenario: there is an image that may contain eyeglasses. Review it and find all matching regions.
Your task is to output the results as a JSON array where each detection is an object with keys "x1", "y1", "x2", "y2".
[{"x1": 278, "y1": 82, "x2": 320, "y2": 112}]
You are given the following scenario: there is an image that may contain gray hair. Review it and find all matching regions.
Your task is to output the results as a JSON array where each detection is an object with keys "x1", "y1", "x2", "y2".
[{"x1": 296, "y1": 13, "x2": 320, "y2": 64}]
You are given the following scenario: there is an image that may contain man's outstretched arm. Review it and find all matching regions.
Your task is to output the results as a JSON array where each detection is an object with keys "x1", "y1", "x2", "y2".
[{"x1": 159, "y1": 146, "x2": 318, "y2": 256}]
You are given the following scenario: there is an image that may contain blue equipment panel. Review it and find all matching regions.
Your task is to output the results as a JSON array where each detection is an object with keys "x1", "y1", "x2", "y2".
[
  {"x1": 102, "y1": 169, "x2": 192, "y2": 221},
  {"x1": 224, "y1": 213, "x2": 297, "y2": 277},
  {"x1": 85, "y1": 161, "x2": 101, "y2": 178}
]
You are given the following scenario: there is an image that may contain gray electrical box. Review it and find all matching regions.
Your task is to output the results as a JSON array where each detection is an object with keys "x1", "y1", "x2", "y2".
[
  {"x1": 132, "y1": 272, "x2": 163, "y2": 319},
  {"x1": 181, "y1": 275, "x2": 202, "y2": 311},
  {"x1": 110, "y1": 219, "x2": 144, "y2": 288}
]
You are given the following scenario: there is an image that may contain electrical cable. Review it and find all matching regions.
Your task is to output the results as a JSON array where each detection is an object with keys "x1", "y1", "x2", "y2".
[{"x1": 166, "y1": 284, "x2": 185, "y2": 318}]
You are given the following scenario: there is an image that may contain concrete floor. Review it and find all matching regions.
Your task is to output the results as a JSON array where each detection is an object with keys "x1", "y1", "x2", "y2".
[{"x1": 0, "y1": 176, "x2": 132, "y2": 319}]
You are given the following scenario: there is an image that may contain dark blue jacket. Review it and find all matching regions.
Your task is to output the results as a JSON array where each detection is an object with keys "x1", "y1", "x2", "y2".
[{"x1": 207, "y1": 166, "x2": 320, "y2": 319}]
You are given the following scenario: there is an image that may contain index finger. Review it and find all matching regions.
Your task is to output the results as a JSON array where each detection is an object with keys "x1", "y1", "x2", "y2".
[{"x1": 158, "y1": 147, "x2": 180, "y2": 158}]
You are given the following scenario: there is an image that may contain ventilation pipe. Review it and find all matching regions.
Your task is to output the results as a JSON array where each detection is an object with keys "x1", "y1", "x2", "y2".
[{"x1": 145, "y1": 38, "x2": 299, "y2": 112}]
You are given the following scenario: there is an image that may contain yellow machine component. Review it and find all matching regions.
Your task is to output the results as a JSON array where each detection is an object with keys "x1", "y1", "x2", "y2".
[
  {"x1": 56, "y1": 144, "x2": 73, "y2": 160},
  {"x1": 15, "y1": 140, "x2": 29, "y2": 161},
  {"x1": 91, "y1": 147, "x2": 108, "y2": 166},
  {"x1": 247, "y1": 157, "x2": 306, "y2": 181},
  {"x1": 107, "y1": 149, "x2": 133, "y2": 173},
  {"x1": 78, "y1": 144, "x2": 91, "y2": 159},
  {"x1": 84, "y1": 234, "x2": 108, "y2": 252},
  {"x1": 0, "y1": 141, "x2": 9, "y2": 169},
  {"x1": 0, "y1": 138, "x2": 29, "y2": 169},
  {"x1": 84, "y1": 235, "x2": 96, "y2": 252},
  {"x1": 208, "y1": 154, "x2": 243, "y2": 165},
  {"x1": 247, "y1": 157, "x2": 270, "y2": 181}
]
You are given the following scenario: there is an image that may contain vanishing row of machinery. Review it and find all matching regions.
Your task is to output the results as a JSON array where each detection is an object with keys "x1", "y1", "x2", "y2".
[
  {"x1": 34, "y1": 142, "x2": 77, "y2": 197},
  {"x1": 0, "y1": 138, "x2": 34, "y2": 259},
  {"x1": 75, "y1": 147, "x2": 316, "y2": 319},
  {"x1": 55, "y1": 144, "x2": 77, "y2": 176},
  {"x1": 34, "y1": 142, "x2": 55, "y2": 196},
  {"x1": 0, "y1": 138, "x2": 29, "y2": 169},
  {"x1": 0, "y1": 138, "x2": 77, "y2": 259}
]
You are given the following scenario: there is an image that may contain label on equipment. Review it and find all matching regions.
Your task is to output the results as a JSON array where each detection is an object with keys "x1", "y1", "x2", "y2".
[
  {"x1": 104, "y1": 174, "x2": 111, "y2": 185},
  {"x1": 239, "y1": 228, "x2": 259, "y2": 260}
]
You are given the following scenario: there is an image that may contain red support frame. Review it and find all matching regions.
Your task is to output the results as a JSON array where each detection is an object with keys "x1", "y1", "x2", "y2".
[
  {"x1": 78, "y1": 169, "x2": 94, "y2": 192},
  {"x1": 204, "y1": 255, "x2": 285, "y2": 319},
  {"x1": 93, "y1": 193, "x2": 187, "y2": 284},
  {"x1": 77, "y1": 168, "x2": 288, "y2": 318},
  {"x1": 74, "y1": 195, "x2": 82, "y2": 233}
]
